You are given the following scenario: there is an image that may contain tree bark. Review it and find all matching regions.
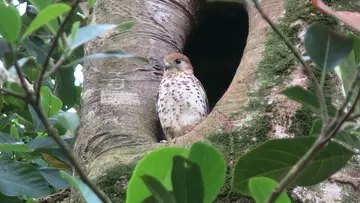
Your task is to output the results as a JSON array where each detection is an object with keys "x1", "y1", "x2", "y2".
[
  {"x1": 75, "y1": 0, "x2": 198, "y2": 177},
  {"x1": 74, "y1": 0, "x2": 360, "y2": 202}
]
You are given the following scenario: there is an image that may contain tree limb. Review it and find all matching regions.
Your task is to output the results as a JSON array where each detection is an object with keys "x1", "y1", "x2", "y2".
[{"x1": 0, "y1": 88, "x2": 26, "y2": 100}]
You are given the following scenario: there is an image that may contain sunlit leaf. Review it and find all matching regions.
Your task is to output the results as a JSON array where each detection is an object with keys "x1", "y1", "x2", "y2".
[
  {"x1": 126, "y1": 147, "x2": 189, "y2": 203},
  {"x1": 249, "y1": 177, "x2": 291, "y2": 203},
  {"x1": 29, "y1": 0, "x2": 59, "y2": 35},
  {"x1": 40, "y1": 86, "x2": 63, "y2": 117},
  {"x1": 0, "y1": 3, "x2": 21, "y2": 43},
  {"x1": 88, "y1": 0, "x2": 95, "y2": 8},
  {"x1": 22, "y1": 4, "x2": 71, "y2": 40}
]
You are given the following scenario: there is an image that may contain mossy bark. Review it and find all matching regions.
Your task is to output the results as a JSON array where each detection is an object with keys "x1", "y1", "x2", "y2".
[{"x1": 74, "y1": 0, "x2": 360, "y2": 202}]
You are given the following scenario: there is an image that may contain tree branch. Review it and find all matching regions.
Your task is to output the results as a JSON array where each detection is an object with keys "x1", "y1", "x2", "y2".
[
  {"x1": 8, "y1": 44, "x2": 31, "y2": 94},
  {"x1": 251, "y1": 0, "x2": 360, "y2": 201},
  {"x1": 7, "y1": 1, "x2": 111, "y2": 202},
  {"x1": 35, "y1": 0, "x2": 80, "y2": 104},
  {"x1": 0, "y1": 88, "x2": 26, "y2": 100},
  {"x1": 43, "y1": 56, "x2": 66, "y2": 79},
  {"x1": 252, "y1": 0, "x2": 329, "y2": 123},
  {"x1": 266, "y1": 64, "x2": 360, "y2": 202},
  {"x1": 30, "y1": 103, "x2": 111, "y2": 203}
]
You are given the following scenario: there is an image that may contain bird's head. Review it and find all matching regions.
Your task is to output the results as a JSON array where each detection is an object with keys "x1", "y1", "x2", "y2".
[{"x1": 163, "y1": 53, "x2": 193, "y2": 75}]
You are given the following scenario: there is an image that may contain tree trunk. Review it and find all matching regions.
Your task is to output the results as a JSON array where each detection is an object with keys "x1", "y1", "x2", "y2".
[
  {"x1": 74, "y1": 0, "x2": 360, "y2": 202},
  {"x1": 75, "y1": 0, "x2": 198, "y2": 178}
]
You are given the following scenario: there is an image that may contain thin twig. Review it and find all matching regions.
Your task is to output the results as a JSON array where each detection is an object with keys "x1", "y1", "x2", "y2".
[
  {"x1": 35, "y1": 0, "x2": 81, "y2": 104},
  {"x1": 348, "y1": 113, "x2": 360, "y2": 121},
  {"x1": 266, "y1": 64, "x2": 360, "y2": 202},
  {"x1": 8, "y1": 44, "x2": 30, "y2": 94},
  {"x1": 253, "y1": 0, "x2": 329, "y2": 123},
  {"x1": 252, "y1": 0, "x2": 360, "y2": 201},
  {"x1": 0, "y1": 88, "x2": 26, "y2": 100},
  {"x1": 30, "y1": 103, "x2": 111, "y2": 203},
  {"x1": 43, "y1": 56, "x2": 66, "y2": 79}
]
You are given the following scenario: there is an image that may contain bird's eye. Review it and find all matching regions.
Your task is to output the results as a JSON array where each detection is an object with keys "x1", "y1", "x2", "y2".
[{"x1": 175, "y1": 59, "x2": 182, "y2": 64}]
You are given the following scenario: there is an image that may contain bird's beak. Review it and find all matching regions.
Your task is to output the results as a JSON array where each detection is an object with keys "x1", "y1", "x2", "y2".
[{"x1": 164, "y1": 62, "x2": 171, "y2": 69}]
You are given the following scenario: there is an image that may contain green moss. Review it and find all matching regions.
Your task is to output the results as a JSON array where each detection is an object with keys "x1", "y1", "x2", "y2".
[
  {"x1": 208, "y1": 116, "x2": 271, "y2": 202},
  {"x1": 95, "y1": 163, "x2": 136, "y2": 203}
]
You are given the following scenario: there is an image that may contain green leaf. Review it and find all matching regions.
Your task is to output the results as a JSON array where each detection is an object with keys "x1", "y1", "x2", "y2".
[
  {"x1": 52, "y1": 111, "x2": 80, "y2": 136},
  {"x1": 22, "y1": 4, "x2": 71, "y2": 40},
  {"x1": 7, "y1": 57, "x2": 41, "y2": 81},
  {"x1": 0, "y1": 3, "x2": 21, "y2": 43},
  {"x1": 334, "y1": 131, "x2": 360, "y2": 151},
  {"x1": 232, "y1": 137, "x2": 354, "y2": 195},
  {"x1": 0, "y1": 38, "x2": 9, "y2": 59},
  {"x1": 22, "y1": 38, "x2": 50, "y2": 64},
  {"x1": 0, "y1": 132, "x2": 34, "y2": 152},
  {"x1": 88, "y1": 0, "x2": 95, "y2": 8},
  {"x1": 70, "y1": 21, "x2": 81, "y2": 43},
  {"x1": 28, "y1": 135, "x2": 73, "y2": 151},
  {"x1": 141, "y1": 175, "x2": 176, "y2": 203},
  {"x1": 39, "y1": 168, "x2": 70, "y2": 189},
  {"x1": 0, "y1": 193, "x2": 23, "y2": 203},
  {"x1": 310, "y1": 119, "x2": 323, "y2": 136},
  {"x1": 249, "y1": 177, "x2": 291, "y2": 203},
  {"x1": 67, "y1": 24, "x2": 118, "y2": 50},
  {"x1": 188, "y1": 142, "x2": 226, "y2": 203},
  {"x1": 281, "y1": 86, "x2": 337, "y2": 117},
  {"x1": 335, "y1": 35, "x2": 360, "y2": 113},
  {"x1": 40, "y1": 86, "x2": 63, "y2": 117},
  {"x1": 118, "y1": 20, "x2": 136, "y2": 30},
  {"x1": 29, "y1": 0, "x2": 59, "y2": 35},
  {"x1": 172, "y1": 156, "x2": 204, "y2": 203},
  {"x1": 10, "y1": 125, "x2": 20, "y2": 140},
  {"x1": 63, "y1": 51, "x2": 148, "y2": 67},
  {"x1": 55, "y1": 68, "x2": 78, "y2": 110},
  {"x1": 0, "y1": 160, "x2": 50, "y2": 198},
  {"x1": 60, "y1": 171, "x2": 102, "y2": 203},
  {"x1": 304, "y1": 22, "x2": 353, "y2": 72},
  {"x1": 28, "y1": 104, "x2": 45, "y2": 132},
  {"x1": 126, "y1": 147, "x2": 189, "y2": 203}
]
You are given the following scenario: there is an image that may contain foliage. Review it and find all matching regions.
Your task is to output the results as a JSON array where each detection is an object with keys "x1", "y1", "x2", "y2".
[
  {"x1": 0, "y1": 0, "x2": 359, "y2": 202},
  {"x1": 0, "y1": 0, "x2": 139, "y2": 202}
]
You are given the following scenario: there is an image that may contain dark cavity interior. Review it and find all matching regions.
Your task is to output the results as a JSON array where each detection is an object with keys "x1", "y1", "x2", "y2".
[{"x1": 183, "y1": 1, "x2": 249, "y2": 111}]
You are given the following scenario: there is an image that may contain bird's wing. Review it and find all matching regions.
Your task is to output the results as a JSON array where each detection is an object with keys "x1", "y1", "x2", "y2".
[{"x1": 195, "y1": 76, "x2": 209, "y2": 114}]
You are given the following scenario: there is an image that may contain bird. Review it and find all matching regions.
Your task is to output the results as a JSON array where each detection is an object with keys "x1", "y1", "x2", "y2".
[{"x1": 156, "y1": 53, "x2": 209, "y2": 140}]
